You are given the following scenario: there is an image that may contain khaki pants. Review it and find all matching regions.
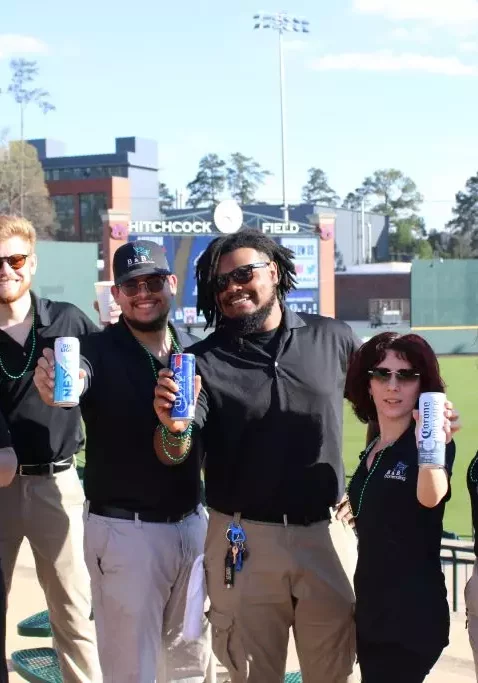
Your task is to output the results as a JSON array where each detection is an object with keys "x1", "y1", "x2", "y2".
[
  {"x1": 84, "y1": 504, "x2": 211, "y2": 683},
  {"x1": 465, "y1": 560, "x2": 478, "y2": 678},
  {"x1": 0, "y1": 466, "x2": 101, "y2": 683},
  {"x1": 205, "y1": 510, "x2": 358, "y2": 683}
]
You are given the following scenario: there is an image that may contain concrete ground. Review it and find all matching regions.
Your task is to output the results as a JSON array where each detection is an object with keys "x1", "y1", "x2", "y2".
[{"x1": 5, "y1": 540, "x2": 476, "y2": 682}]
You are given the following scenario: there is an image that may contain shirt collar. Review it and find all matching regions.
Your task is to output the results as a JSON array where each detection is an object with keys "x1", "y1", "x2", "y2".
[
  {"x1": 282, "y1": 305, "x2": 307, "y2": 331},
  {"x1": 30, "y1": 292, "x2": 51, "y2": 327}
]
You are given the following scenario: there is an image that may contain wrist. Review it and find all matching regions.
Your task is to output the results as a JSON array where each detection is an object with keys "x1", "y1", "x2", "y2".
[
  {"x1": 157, "y1": 422, "x2": 193, "y2": 436},
  {"x1": 159, "y1": 423, "x2": 193, "y2": 463}
]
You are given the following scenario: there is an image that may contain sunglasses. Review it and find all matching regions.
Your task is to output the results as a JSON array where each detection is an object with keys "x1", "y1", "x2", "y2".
[
  {"x1": 119, "y1": 274, "x2": 168, "y2": 297},
  {"x1": 0, "y1": 254, "x2": 29, "y2": 270},
  {"x1": 368, "y1": 368, "x2": 420, "y2": 383},
  {"x1": 214, "y1": 262, "x2": 270, "y2": 293}
]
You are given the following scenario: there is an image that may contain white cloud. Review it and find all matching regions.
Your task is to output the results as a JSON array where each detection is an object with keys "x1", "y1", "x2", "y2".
[
  {"x1": 459, "y1": 41, "x2": 478, "y2": 53},
  {"x1": 354, "y1": 0, "x2": 478, "y2": 24},
  {"x1": 309, "y1": 51, "x2": 477, "y2": 75},
  {"x1": 0, "y1": 34, "x2": 49, "y2": 58}
]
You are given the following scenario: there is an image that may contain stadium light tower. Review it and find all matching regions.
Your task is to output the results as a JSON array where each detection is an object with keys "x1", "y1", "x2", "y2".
[{"x1": 253, "y1": 11, "x2": 310, "y2": 225}]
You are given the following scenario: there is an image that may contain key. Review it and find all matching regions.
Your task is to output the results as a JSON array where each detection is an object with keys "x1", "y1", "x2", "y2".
[
  {"x1": 235, "y1": 545, "x2": 244, "y2": 572},
  {"x1": 224, "y1": 547, "x2": 235, "y2": 588},
  {"x1": 231, "y1": 545, "x2": 239, "y2": 565}
]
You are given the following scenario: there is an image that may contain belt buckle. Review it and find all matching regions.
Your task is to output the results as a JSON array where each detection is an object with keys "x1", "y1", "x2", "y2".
[{"x1": 18, "y1": 465, "x2": 28, "y2": 477}]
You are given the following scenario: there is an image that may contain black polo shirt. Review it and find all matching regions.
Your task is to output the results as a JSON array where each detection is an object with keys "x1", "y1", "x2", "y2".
[
  {"x1": 0, "y1": 294, "x2": 98, "y2": 465},
  {"x1": 188, "y1": 307, "x2": 360, "y2": 518},
  {"x1": 80, "y1": 317, "x2": 202, "y2": 514},
  {"x1": 348, "y1": 425, "x2": 455, "y2": 654},
  {"x1": 467, "y1": 452, "x2": 478, "y2": 556}
]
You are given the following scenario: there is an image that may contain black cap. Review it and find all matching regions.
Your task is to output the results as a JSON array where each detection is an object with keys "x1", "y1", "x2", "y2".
[{"x1": 113, "y1": 240, "x2": 171, "y2": 285}]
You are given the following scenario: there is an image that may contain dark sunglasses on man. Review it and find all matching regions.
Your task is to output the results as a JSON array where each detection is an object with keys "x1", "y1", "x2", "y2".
[
  {"x1": 368, "y1": 368, "x2": 420, "y2": 383},
  {"x1": 214, "y1": 262, "x2": 270, "y2": 293},
  {"x1": 119, "y1": 274, "x2": 168, "y2": 298},
  {"x1": 0, "y1": 254, "x2": 29, "y2": 270}
]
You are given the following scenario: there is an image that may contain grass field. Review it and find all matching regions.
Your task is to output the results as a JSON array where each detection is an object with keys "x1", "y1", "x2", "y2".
[
  {"x1": 77, "y1": 356, "x2": 477, "y2": 537},
  {"x1": 343, "y1": 355, "x2": 478, "y2": 537}
]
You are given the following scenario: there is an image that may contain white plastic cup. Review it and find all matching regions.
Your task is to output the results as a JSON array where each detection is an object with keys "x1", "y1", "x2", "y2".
[{"x1": 94, "y1": 281, "x2": 114, "y2": 324}]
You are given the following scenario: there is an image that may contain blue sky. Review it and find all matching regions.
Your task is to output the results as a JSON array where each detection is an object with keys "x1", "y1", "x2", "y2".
[{"x1": 1, "y1": 0, "x2": 478, "y2": 232}]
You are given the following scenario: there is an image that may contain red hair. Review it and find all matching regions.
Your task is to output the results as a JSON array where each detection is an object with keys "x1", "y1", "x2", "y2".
[{"x1": 345, "y1": 332, "x2": 445, "y2": 423}]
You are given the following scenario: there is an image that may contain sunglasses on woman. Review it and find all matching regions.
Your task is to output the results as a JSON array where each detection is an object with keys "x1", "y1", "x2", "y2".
[
  {"x1": 214, "y1": 262, "x2": 270, "y2": 293},
  {"x1": 368, "y1": 368, "x2": 420, "y2": 383},
  {"x1": 0, "y1": 254, "x2": 29, "y2": 270},
  {"x1": 119, "y1": 274, "x2": 168, "y2": 297}
]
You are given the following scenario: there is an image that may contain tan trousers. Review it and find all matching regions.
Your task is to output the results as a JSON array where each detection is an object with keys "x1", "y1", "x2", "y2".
[
  {"x1": 0, "y1": 466, "x2": 101, "y2": 682},
  {"x1": 205, "y1": 510, "x2": 358, "y2": 683},
  {"x1": 84, "y1": 504, "x2": 211, "y2": 683},
  {"x1": 465, "y1": 560, "x2": 478, "y2": 678}
]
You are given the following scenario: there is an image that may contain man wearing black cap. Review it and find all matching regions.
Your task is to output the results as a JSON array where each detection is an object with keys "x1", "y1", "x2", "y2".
[{"x1": 34, "y1": 240, "x2": 210, "y2": 683}]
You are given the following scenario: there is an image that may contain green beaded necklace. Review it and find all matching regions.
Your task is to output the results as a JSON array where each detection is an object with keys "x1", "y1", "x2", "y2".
[
  {"x1": 138, "y1": 324, "x2": 181, "y2": 381},
  {"x1": 138, "y1": 324, "x2": 193, "y2": 463},
  {"x1": 347, "y1": 436, "x2": 396, "y2": 519},
  {"x1": 470, "y1": 454, "x2": 478, "y2": 485},
  {"x1": 0, "y1": 307, "x2": 36, "y2": 380}
]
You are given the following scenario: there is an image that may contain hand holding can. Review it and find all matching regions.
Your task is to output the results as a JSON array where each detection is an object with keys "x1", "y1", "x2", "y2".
[
  {"x1": 34, "y1": 343, "x2": 86, "y2": 407},
  {"x1": 154, "y1": 358, "x2": 201, "y2": 434}
]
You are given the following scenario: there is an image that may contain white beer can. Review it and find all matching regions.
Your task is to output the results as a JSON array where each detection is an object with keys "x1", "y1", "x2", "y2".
[
  {"x1": 418, "y1": 392, "x2": 446, "y2": 468},
  {"x1": 53, "y1": 337, "x2": 80, "y2": 407}
]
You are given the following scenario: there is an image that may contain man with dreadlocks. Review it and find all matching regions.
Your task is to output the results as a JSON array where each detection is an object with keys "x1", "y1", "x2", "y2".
[{"x1": 154, "y1": 229, "x2": 361, "y2": 683}]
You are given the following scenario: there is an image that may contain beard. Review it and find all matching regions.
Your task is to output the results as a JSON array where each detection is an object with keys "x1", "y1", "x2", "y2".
[
  {"x1": 221, "y1": 289, "x2": 277, "y2": 336},
  {"x1": 0, "y1": 278, "x2": 31, "y2": 305},
  {"x1": 122, "y1": 309, "x2": 169, "y2": 333}
]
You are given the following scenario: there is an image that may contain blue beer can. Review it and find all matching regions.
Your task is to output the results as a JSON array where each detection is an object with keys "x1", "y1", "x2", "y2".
[
  {"x1": 53, "y1": 337, "x2": 80, "y2": 407},
  {"x1": 169, "y1": 353, "x2": 196, "y2": 421}
]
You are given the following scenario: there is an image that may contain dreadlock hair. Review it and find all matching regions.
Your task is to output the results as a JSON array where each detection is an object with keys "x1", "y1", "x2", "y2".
[{"x1": 196, "y1": 228, "x2": 297, "y2": 329}]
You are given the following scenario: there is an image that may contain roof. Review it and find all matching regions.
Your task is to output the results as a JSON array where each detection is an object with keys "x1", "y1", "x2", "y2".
[{"x1": 339, "y1": 262, "x2": 412, "y2": 275}]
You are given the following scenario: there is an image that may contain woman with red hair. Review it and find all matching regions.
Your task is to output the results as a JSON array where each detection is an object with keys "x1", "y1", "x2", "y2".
[{"x1": 338, "y1": 332, "x2": 459, "y2": 683}]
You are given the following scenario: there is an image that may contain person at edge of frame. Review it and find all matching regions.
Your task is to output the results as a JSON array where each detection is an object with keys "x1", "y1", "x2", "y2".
[
  {"x1": 465, "y1": 449, "x2": 478, "y2": 677},
  {"x1": 0, "y1": 214, "x2": 101, "y2": 682},
  {"x1": 0, "y1": 409, "x2": 17, "y2": 683}
]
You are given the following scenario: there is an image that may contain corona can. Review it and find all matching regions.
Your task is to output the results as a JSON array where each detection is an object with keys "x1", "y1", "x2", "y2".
[{"x1": 418, "y1": 392, "x2": 446, "y2": 468}]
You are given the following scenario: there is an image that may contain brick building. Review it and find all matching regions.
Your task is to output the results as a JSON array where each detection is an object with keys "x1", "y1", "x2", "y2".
[
  {"x1": 335, "y1": 263, "x2": 411, "y2": 322},
  {"x1": 29, "y1": 136, "x2": 159, "y2": 253}
]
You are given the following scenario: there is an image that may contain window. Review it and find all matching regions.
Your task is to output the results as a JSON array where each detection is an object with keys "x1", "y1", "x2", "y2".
[
  {"x1": 52, "y1": 195, "x2": 76, "y2": 240},
  {"x1": 79, "y1": 192, "x2": 108, "y2": 243},
  {"x1": 43, "y1": 166, "x2": 128, "y2": 180},
  {"x1": 369, "y1": 298, "x2": 410, "y2": 322}
]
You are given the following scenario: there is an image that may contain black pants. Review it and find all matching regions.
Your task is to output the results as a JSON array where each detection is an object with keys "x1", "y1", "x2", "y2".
[
  {"x1": 0, "y1": 563, "x2": 7, "y2": 683},
  {"x1": 357, "y1": 637, "x2": 442, "y2": 683}
]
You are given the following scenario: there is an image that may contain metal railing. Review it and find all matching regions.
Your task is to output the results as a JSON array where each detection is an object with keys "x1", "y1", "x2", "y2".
[{"x1": 440, "y1": 539, "x2": 475, "y2": 612}]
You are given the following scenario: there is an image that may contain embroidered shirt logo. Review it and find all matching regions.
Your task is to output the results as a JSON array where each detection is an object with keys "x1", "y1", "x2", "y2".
[{"x1": 384, "y1": 461, "x2": 408, "y2": 482}]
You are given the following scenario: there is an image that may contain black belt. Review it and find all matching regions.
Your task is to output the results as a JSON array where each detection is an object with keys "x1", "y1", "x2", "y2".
[
  {"x1": 17, "y1": 459, "x2": 73, "y2": 477},
  {"x1": 220, "y1": 509, "x2": 331, "y2": 526},
  {"x1": 88, "y1": 503, "x2": 198, "y2": 524}
]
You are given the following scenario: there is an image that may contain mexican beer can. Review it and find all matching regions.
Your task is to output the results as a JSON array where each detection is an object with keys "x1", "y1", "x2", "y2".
[
  {"x1": 53, "y1": 337, "x2": 80, "y2": 407},
  {"x1": 418, "y1": 392, "x2": 446, "y2": 468},
  {"x1": 169, "y1": 353, "x2": 196, "y2": 421}
]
